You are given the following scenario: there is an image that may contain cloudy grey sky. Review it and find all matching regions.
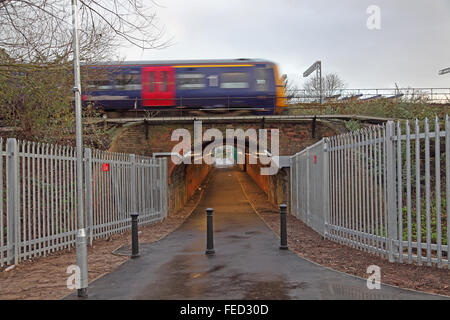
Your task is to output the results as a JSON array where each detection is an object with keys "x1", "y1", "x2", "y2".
[{"x1": 120, "y1": 0, "x2": 450, "y2": 89}]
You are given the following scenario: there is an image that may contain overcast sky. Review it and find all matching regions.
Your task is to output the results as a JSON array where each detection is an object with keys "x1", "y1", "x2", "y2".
[{"x1": 120, "y1": 0, "x2": 450, "y2": 89}]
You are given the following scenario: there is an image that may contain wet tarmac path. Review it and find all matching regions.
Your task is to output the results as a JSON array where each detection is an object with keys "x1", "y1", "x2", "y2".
[{"x1": 68, "y1": 167, "x2": 447, "y2": 300}]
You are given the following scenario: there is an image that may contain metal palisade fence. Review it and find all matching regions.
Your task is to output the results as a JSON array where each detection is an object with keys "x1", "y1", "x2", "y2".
[
  {"x1": 0, "y1": 139, "x2": 168, "y2": 266},
  {"x1": 291, "y1": 115, "x2": 449, "y2": 268}
]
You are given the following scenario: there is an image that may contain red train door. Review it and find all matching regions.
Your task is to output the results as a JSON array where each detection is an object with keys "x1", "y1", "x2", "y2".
[{"x1": 141, "y1": 66, "x2": 175, "y2": 107}]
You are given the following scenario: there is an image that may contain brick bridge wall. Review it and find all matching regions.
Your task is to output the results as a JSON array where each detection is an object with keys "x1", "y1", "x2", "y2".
[
  {"x1": 110, "y1": 119, "x2": 346, "y2": 156},
  {"x1": 109, "y1": 119, "x2": 347, "y2": 213},
  {"x1": 167, "y1": 162, "x2": 211, "y2": 215}
]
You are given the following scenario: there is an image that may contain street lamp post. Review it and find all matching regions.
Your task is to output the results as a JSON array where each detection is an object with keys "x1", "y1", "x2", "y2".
[
  {"x1": 303, "y1": 61, "x2": 323, "y2": 105},
  {"x1": 71, "y1": 0, "x2": 88, "y2": 298}
]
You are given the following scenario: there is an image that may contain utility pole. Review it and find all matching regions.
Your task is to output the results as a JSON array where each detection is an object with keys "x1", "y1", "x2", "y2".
[
  {"x1": 71, "y1": 0, "x2": 88, "y2": 298},
  {"x1": 303, "y1": 61, "x2": 323, "y2": 105}
]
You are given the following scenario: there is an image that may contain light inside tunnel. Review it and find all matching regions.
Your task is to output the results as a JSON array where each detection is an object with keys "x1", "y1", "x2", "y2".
[{"x1": 212, "y1": 145, "x2": 235, "y2": 167}]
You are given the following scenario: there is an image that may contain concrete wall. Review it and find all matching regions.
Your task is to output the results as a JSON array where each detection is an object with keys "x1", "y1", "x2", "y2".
[
  {"x1": 243, "y1": 160, "x2": 289, "y2": 208},
  {"x1": 246, "y1": 162, "x2": 268, "y2": 194},
  {"x1": 268, "y1": 168, "x2": 290, "y2": 207},
  {"x1": 168, "y1": 163, "x2": 188, "y2": 216},
  {"x1": 186, "y1": 163, "x2": 210, "y2": 200},
  {"x1": 167, "y1": 162, "x2": 211, "y2": 215}
]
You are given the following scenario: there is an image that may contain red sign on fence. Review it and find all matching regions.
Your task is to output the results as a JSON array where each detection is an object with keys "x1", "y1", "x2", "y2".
[
  {"x1": 314, "y1": 155, "x2": 317, "y2": 164},
  {"x1": 102, "y1": 163, "x2": 110, "y2": 172}
]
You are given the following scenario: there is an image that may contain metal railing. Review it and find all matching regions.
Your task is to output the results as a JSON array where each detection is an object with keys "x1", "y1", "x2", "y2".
[
  {"x1": 290, "y1": 140, "x2": 328, "y2": 234},
  {"x1": 286, "y1": 88, "x2": 450, "y2": 104},
  {"x1": 291, "y1": 115, "x2": 450, "y2": 268},
  {"x1": 0, "y1": 138, "x2": 168, "y2": 266}
]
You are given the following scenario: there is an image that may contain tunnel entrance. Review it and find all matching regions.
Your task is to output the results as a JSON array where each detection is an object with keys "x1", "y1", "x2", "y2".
[
  {"x1": 211, "y1": 145, "x2": 234, "y2": 167},
  {"x1": 167, "y1": 138, "x2": 289, "y2": 218}
]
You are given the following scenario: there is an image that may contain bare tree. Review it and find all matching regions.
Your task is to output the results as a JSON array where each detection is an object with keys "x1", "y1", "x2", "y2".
[
  {"x1": 0, "y1": 0, "x2": 169, "y2": 142},
  {"x1": 0, "y1": 0, "x2": 169, "y2": 63},
  {"x1": 303, "y1": 72, "x2": 346, "y2": 101},
  {"x1": 283, "y1": 75, "x2": 300, "y2": 102}
]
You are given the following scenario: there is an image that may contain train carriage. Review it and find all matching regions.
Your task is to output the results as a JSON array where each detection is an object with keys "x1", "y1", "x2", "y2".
[{"x1": 82, "y1": 59, "x2": 287, "y2": 115}]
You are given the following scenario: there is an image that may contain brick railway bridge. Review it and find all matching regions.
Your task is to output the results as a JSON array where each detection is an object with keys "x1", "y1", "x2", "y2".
[{"x1": 97, "y1": 114, "x2": 390, "y2": 216}]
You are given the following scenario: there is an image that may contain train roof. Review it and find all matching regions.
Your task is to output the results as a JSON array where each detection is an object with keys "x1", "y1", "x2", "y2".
[{"x1": 84, "y1": 58, "x2": 275, "y2": 67}]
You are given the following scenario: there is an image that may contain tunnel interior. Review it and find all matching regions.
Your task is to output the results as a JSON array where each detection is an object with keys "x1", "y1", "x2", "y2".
[{"x1": 167, "y1": 136, "x2": 289, "y2": 216}]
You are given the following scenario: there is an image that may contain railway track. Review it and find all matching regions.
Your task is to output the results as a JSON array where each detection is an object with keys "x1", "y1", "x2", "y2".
[
  {"x1": 102, "y1": 108, "x2": 262, "y2": 119},
  {"x1": 85, "y1": 113, "x2": 394, "y2": 125}
]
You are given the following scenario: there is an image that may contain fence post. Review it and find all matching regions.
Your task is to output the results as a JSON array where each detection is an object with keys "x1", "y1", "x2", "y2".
[
  {"x1": 130, "y1": 154, "x2": 137, "y2": 218},
  {"x1": 162, "y1": 157, "x2": 168, "y2": 219},
  {"x1": 446, "y1": 115, "x2": 450, "y2": 270},
  {"x1": 322, "y1": 139, "x2": 330, "y2": 238},
  {"x1": 306, "y1": 147, "x2": 310, "y2": 225},
  {"x1": 296, "y1": 155, "x2": 300, "y2": 219},
  {"x1": 289, "y1": 156, "x2": 295, "y2": 217},
  {"x1": 159, "y1": 157, "x2": 164, "y2": 218},
  {"x1": 385, "y1": 121, "x2": 398, "y2": 263},
  {"x1": 84, "y1": 148, "x2": 93, "y2": 245},
  {"x1": 6, "y1": 138, "x2": 19, "y2": 265}
]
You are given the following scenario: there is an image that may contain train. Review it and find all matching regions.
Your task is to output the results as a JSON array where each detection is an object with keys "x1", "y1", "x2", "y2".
[{"x1": 81, "y1": 59, "x2": 287, "y2": 115}]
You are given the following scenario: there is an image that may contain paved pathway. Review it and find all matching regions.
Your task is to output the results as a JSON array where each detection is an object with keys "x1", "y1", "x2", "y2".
[{"x1": 67, "y1": 167, "x2": 447, "y2": 300}]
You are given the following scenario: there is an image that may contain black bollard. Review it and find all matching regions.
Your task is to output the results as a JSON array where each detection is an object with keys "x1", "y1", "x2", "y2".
[
  {"x1": 131, "y1": 213, "x2": 140, "y2": 258},
  {"x1": 205, "y1": 208, "x2": 215, "y2": 255},
  {"x1": 279, "y1": 204, "x2": 288, "y2": 250},
  {"x1": 77, "y1": 288, "x2": 87, "y2": 298}
]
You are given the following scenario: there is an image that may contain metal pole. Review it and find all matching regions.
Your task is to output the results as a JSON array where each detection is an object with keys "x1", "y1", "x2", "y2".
[
  {"x1": 163, "y1": 158, "x2": 168, "y2": 218},
  {"x1": 385, "y1": 121, "x2": 398, "y2": 263},
  {"x1": 6, "y1": 139, "x2": 18, "y2": 265},
  {"x1": 279, "y1": 204, "x2": 288, "y2": 250},
  {"x1": 71, "y1": 0, "x2": 88, "y2": 298},
  {"x1": 205, "y1": 208, "x2": 215, "y2": 255},
  {"x1": 131, "y1": 213, "x2": 140, "y2": 258},
  {"x1": 322, "y1": 139, "x2": 330, "y2": 238},
  {"x1": 303, "y1": 61, "x2": 323, "y2": 104},
  {"x1": 84, "y1": 148, "x2": 93, "y2": 245},
  {"x1": 318, "y1": 62, "x2": 323, "y2": 105}
]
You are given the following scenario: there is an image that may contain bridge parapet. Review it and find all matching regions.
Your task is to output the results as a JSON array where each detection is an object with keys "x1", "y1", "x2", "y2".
[{"x1": 107, "y1": 115, "x2": 371, "y2": 157}]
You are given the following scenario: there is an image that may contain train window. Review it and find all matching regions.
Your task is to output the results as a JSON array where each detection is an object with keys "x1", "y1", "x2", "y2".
[
  {"x1": 115, "y1": 73, "x2": 141, "y2": 91},
  {"x1": 86, "y1": 80, "x2": 112, "y2": 91},
  {"x1": 176, "y1": 73, "x2": 205, "y2": 89},
  {"x1": 255, "y1": 68, "x2": 268, "y2": 91},
  {"x1": 220, "y1": 73, "x2": 249, "y2": 89},
  {"x1": 86, "y1": 81, "x2": 97, "y2": 90},
  {"x1": 86, "y1": 69, "x2": 112, "y2": 91},
  {"x1": 208, "y1": 75, "x2": 218, "y2": 87}
]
